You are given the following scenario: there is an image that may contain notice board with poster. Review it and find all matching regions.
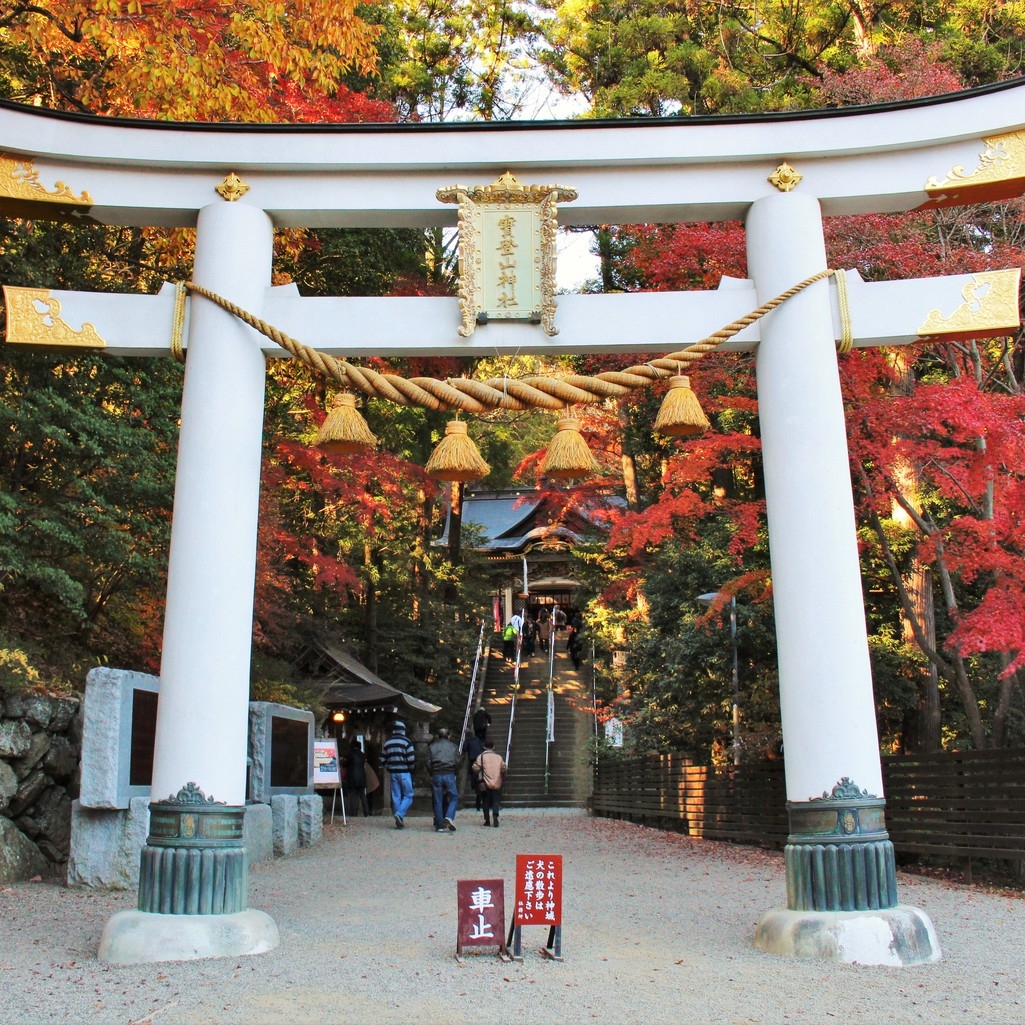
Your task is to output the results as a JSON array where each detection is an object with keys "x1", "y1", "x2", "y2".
[
  {"x1": 313, "y1": 737, "x2": 343, "y2": 824},
  {"x1": 313, "y1": 739, "x2": 341, "y2": 786}
]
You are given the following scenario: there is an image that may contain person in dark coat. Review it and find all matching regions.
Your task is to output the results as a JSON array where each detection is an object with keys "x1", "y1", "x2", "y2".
[
  {"x1": 567, "y1": 611, "x2": 586, "y2": 670},
  {"x1": 427, "y1": 727, "x2": 462, "y2": 832},
  {"x1": 522, "y1": 614, "x2": 537, "y2": 657},
  {"x1": 343, "y1": 739, "x2": 370, "y2": 817},
  {"x1": 464, "y1": 731, "x2": 486, "y2": 812},
  {"x1": 472, "y1": 705, "x2": 491, "y2": 742}
]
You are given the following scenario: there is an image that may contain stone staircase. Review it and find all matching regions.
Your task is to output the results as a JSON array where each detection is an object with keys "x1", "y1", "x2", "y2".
[{"x1": 476, "y1": 641, "x2": 594, "y2": 808}]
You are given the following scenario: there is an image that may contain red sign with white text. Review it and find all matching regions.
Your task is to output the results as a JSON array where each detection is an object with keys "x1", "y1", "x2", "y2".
[
  {"x1": 514, "y1": 853, "x2": 562, "y2": 926},
  {"x1": 456, "y1": 878, "x2": 506, "y2": 954}
]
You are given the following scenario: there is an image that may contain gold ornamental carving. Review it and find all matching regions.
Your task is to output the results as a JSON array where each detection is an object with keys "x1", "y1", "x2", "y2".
[
  {"x1": 0, "y1": 153, "x2": 92, "y2": 207},
  {"x1": 768, "y1": 162, "x2": 803, "y2": 192},
  {"x1": 437, "y1": 172, "x2": 577, "y2": 337},
  {"x1": 216, "y1": 173, "x2": 251, "y2": 201},
  {"x1": 917, "y1": 269, "x2": 1021, "y2": 341},
  {"x1": 923, "y1": 130, "x2": 1025, "y2": 207},
  {"x1": 3, "y1": 286, "x2": 106, "y2": 350}
]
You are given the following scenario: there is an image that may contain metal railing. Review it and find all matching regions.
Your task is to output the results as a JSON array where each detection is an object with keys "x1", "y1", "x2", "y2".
[
  {"x1": 458, "y1": 620, "x2": 488, "y2": 754},
  {"x1": 543, "y1": 632, "x2": 556, "y2": 793},
  {"x1": 504, "y1": 624, "x2": 525, "y2": 766},
  {"x1": 505, "y1": 684, "x2": 517, "y2": 768}
]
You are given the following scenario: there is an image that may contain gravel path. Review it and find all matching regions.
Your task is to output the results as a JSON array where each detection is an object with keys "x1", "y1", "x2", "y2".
[{"x1": 1, "y1": 808, "x2": 1023, "y2": 1024}]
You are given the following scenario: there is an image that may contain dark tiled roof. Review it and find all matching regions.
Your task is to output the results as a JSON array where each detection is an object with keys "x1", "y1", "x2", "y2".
[
  {"x1": 437, "y1": 490, "x2": 622, "y2": 554},
  {"x1": 317, "y1": 643, "x2": 440, "y2": 718}
]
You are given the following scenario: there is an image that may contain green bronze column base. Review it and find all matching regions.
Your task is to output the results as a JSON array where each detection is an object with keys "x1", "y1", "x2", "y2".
[
  {"x1": 784, "y1": 777, "x2": 897, "y2": 912},
  {"x1": 97, "y1": 783, "x2": 281, "y2": 964},
  {"x1": 753, "y1": 778, "x2": 941, "y2": 965},
  {"x1": 137, "y1": 782, "x2": 248, "y2": 915}
]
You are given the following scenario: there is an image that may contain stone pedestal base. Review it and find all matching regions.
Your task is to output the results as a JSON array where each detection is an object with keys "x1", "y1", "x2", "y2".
[
  {"x1": 98, "y1": 908, "x2": 280, "y2": 964},
  {"x1": 754, "y1": 905, "x2": 941, "y2": 965}
]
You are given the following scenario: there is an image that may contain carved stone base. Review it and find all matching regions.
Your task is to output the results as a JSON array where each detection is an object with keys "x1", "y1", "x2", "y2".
[
  {"x1": 98, "y1": 908, "x2": 280, "y2": 964},
  {"x1": 753, "y1": 906, "x2": 941, "y2": 965}
]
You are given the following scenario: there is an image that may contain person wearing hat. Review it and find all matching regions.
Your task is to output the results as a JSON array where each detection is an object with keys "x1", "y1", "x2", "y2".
[
  {"x1": 427, "y1": 727, "x2": 462, "y2": 833},
  {"x1": 381, "y1": 720, "x2": 416, "y2": 828}
]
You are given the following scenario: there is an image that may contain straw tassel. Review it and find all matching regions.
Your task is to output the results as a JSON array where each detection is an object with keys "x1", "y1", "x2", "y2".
[
  {"x1": 425, "y1": 419, "x2": 491, "y2": 482},
  {"x1": 540, "y1": 414, "x2": 599, "y2": 480},
  {"x1": 653, "y1": 375, "x2": 710, "y2": 438},
  {"x1": 314, "y1": 393, "x2": 378, "y2": 455}
]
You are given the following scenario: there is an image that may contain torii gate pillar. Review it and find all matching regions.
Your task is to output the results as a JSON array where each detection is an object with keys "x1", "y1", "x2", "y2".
[
  {"x1": 747, "y1": 193, "x2": 938, "y2": 963},
  {"x1": 98, "y1": 200, "x2": 280, "y2": 963}
]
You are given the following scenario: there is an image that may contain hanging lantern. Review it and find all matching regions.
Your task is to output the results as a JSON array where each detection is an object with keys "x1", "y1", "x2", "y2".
[
  {"x1": 653, "y1": 375, "x2": 710, "y2": 438},
  {"x1": 425, "y1": 418, "x2": 491, "y2": 482},
  {"x1": 540, "y1": 414, "x2": 599, "y2": 480},
  {"x1": 314, "y1": 392, "x2": 377, "y2": 455}
]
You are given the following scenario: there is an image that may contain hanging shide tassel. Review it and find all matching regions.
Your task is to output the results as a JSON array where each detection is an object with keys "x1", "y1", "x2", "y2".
[
  {"x1": 425, "y1": 418, "x2": 491, "y2": 482},
  {"x1": 540, "y1": 415, "x2": 599, "y2": 480},
  {"x1": 314, "y1": 392, "x2": 377, "y2": 455},
  {"x1": 653, "y1": 375, "x2": 710, "y2": 438}
]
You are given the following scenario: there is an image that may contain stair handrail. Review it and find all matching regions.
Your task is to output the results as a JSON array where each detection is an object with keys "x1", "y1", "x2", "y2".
[
  {"x1": 458, "y1": 620, "x2": 488, "y2": 754},
  {"x1": 512, "y1": 620, "x2": 524, "y2": 689},
  {"x1": 504, "y1": 606, "x2": 528, "y2": 765},
  {"x1": 543, "y1": 630, "x2": 556, "y2": 794},
  {"x1": 505, "y1": 682, "x2": 517, "y2": 767}
]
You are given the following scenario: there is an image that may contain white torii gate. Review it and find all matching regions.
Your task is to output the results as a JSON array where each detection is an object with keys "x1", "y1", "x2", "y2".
[{"x1": 2, "y1": 80, "x2": 1024, "y2": 966}]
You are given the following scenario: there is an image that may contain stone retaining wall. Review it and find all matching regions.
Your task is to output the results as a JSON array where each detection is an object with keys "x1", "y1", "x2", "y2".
[
  {"x1": 0, "y1": 678, "x2": 325, "y2": 888},
  {"x1": 0, "y1": 687, "x2": 82, "y2": 884}
]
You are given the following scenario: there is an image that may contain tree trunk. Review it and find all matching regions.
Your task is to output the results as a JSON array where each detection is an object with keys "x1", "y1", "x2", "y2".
[
  {"x1": 891, "y1": 458, "x2": 942, "y2": 752},
  {"x1": 362, "y1": 543, "x2": 379, "y2": 674},
  {"x1": 621, "y1": 454, "x2": 639, "y2": 510},
  {"x1": 889, "y1": 354, "x2": 942, "y2": 751},
  {"x1": 596, "y1": 226, "x2": 616, "y2": 293},
  {"x1": 901, "y1": 562, "x2": 942, "y2": 752},
  {"x1": 443, "y1": 481, "x2": 464, "y2": 605}
]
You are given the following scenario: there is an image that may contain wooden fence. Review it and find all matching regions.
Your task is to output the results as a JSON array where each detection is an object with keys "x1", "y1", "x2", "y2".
[
  {"x1": 593, "y1": 748, "x2": 1025, "y2": 866},
  {"x1": 882, "y1": 747, "x2": 1025, "y2": 864},
  {"x1": 592, "y1": 754, "x2": 789, "y2": 846}
]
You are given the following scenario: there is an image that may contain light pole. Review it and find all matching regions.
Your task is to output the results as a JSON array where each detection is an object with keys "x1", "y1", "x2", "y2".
[{"x1": 697, "y1": 592, "x2": 740, "y2": 765}]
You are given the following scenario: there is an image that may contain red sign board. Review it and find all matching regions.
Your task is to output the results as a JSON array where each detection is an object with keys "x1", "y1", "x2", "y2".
[
  {"x1": 514, "y1": 854, "x2": 563, "y2": 926},
  {"x1": 456, "y1": 878, "x2": 506, "y2": 956}
]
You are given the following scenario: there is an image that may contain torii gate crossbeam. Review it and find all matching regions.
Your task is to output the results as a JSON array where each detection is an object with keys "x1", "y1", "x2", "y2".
[{"x1": 3, "y1": 79, "x2": 1025, "y2": 966}]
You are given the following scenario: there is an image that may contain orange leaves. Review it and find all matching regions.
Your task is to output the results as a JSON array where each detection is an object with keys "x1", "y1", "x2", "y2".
[
  {"x1": 230, "y1": 0, "x2": 382, "y2": 82},
  {"x1": 7, "y1": 1, "x2": 389, "y2": 122}
]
